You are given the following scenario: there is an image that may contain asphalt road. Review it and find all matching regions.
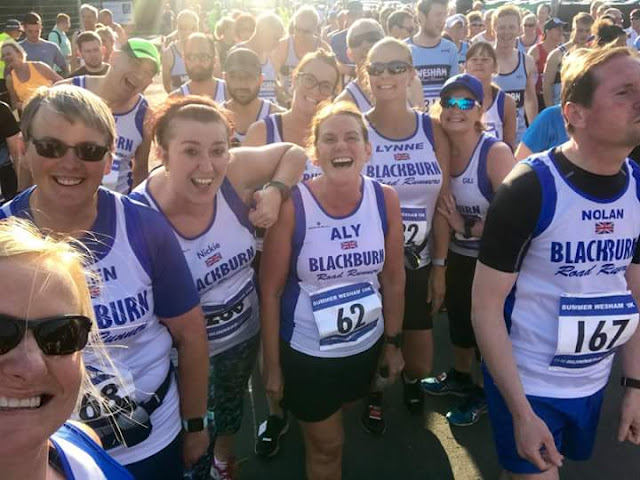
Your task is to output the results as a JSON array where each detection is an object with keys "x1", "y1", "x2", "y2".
[{"x1": 145, "y1": 80, "x2": 640, "y2": 480}]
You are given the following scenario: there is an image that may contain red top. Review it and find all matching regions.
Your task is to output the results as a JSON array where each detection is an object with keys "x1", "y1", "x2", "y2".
[{"x1": 534, "y1": 43, "x2": 549, "y2": 94}]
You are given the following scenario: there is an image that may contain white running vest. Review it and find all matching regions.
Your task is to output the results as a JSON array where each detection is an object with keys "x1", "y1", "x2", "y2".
[
  {"x1": 344, "y1": 81, "x2": 373, "y2": 113},
  {"x1": 71, "y1": 76, "x2": 147, "y2": 194},
  {"x1": 449, "y1": 133, "x2": 498, "y2": 257},
  {"x1": 483, "y1": 88, "x2": 506, "y2": 142},
  {"x1": 281, "y1": 177, "x2": 387, "y2": 358},
  {"x1": 507, "y1": 153, "x2": 640, "y2": 398},
  {"x1": 405, "y1": 37, "x2": 459, "y2": 111},
  {"x1": 228, "y1": 99, "x2": 272, "y2": 145},
  {"x1": 179, "y1": 78, "x2": 227, "y2": 104},
  {"x1": 170, "y1": 42, "x2": 188, "y2": 90},
  {"x1": 259, "y1": 57, "x2": 278, "y2": 102},
  {"x1": 132, "y1": 178, "x2": 260, "y2": 356},
  {"x1": 493, "y1": 51, "x2": 527, "y2": 144},
  {"x1": 364, "y1": 112, "x2": 443, "y2": 268}
]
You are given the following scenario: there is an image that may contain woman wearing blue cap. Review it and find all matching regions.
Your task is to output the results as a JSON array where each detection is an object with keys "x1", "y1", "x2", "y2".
[{"x1": 421, "y1": 72, "x2": 515, "y2": 426}]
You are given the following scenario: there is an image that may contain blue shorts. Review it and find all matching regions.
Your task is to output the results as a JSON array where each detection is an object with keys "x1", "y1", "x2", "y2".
[{"x1": 483, "y1": 366, "x2": 605, "y2": 475}]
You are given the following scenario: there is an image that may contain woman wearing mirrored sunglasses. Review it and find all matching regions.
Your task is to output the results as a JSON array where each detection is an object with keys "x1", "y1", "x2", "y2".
[
  {"x1": 244, "y1": 48, "x2": 340, "y2": 459},
  {"x1": 0, "y1": 217, "x2": 132, "y2": 480},
  {"x1": 0, "y1": 85, "x2": 211, "y2": 479},
  {"x1": 465, "y1": 41, "x2": 517, "y2": 149},
  {"x1": 130, "y1": 96, "x2": 306, "y2": 480},
  {"x1": 361, "y1": 37, "x2": 451, "y2": 435},
  {"x1": 421, "y1": 73, "x2": 515, "y2": 427},
  {"x1": 334, "y1": 19, "x2": 424, "y2": 113}
]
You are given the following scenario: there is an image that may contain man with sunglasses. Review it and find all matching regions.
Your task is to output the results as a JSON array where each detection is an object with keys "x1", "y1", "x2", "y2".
[
  {"x1": 273, "y1": 6, "x2": 329, "y2": 103},
  {"x1": 170, "y1": 33, "x2": 228, "y2": 104},
  {"x1": 223, "y1": 48, "x2": 283, "y2": 145},
  {"x1": 57, "y1": 38, "x2": 157, "y2": 194},
  {"x1": 517, "y1": 13, "x2": 540, "y2": 55},
  {"x1": 388, "y1": 10, "x2": 416, "y2": 40},
  {"x1": 407, "y1": 0, "x2": 459, "y2": 111}
]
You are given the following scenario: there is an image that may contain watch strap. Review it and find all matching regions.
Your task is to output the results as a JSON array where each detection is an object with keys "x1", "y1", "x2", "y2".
[
  {"x1": 182, "y1": 416, "x2": 209, "y2": 432},
  {"x1": 263, "y1": 180, "x2": 291, "y2": 201},
  {"x1": 621, "y1": 377, "x2": 640, "y2": 389},
  {"x1": 384, "y1": 333, "x2": 403, "y2": 347}
]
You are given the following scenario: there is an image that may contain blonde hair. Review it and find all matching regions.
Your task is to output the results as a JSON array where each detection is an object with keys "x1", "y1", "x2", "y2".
[{"x1": 493, "y1": 5, "x2": 522, "y2": 26}]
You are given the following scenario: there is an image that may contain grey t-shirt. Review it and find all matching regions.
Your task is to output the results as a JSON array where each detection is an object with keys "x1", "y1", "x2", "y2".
[{"x1": 19, "y1": 39, "x2": 68, "y2": 74}]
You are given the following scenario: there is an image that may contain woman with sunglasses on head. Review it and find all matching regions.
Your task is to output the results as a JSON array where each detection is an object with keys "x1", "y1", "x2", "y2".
[
  {"x1": 260, "y1": 101, "x2": 405, "y2": 480},
  {"x1": 361, "y1": 37, "x2": 450, "y2": 434},
  {"x1": 0, "y1": 85, "x2": 210, "y2": 479},
  {"x1": 0, "y1": 218, "x2": 133, "y2": 480},
  {"x1": 421, "y1": 73, "x2": 515, "y2": 426},
  {"x1": 130, "y1": 96, "x2": 306, "y2": 480},
  {"x1": 334, "y1": 19, "x2": 424, "y2": 113},
  {"x1": 244, "y1": 48, "x2": 340, "y2": 459},
  {"x1": 464, "y1": 41, "x2": 517, "y2": 150}
]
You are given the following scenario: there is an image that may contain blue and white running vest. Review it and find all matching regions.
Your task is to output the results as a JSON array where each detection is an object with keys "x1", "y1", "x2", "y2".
[
  {"x1": 260, "y1": 57, "x2": 278, "y2": 103},
  {"x1": 551, "y1": 44, "x2": 568, "y2": 106},
  {"x1": 281, "y1": 177, "x2": 388, "y2": 357},
  {"x1": 405, "y1": 37, "x2": 459, "y2": 111},
  {"x1": 264, "y1": 113, "x2": 321, "y2": 181},
  {"x1": 364, "y1": 112, "x2": 443, "y2": 268},
  {"x1": 179, "y1": 78, "x2": 227, "y2": 104},
  {"x1": 516, "y1": 37, "x2": 537, "y2": 54},
  {"x1": 483, "y1": 89, "x2": 506, "y2": 142},
  {"x1": 493, "y1": 51, "x2": 527, "y2": 144},
  {"x1": 506, "y1": 152, "x2": 640, "y2": 398},
  {"x1": 72, "y1": 76, "x2": 147, "y2": 194},
  {"x1": 1, "y1": 188, "x2": 197, "y2": 465},
  {"x1": 449, "y1": 133, "x2": 498, "y2": 257},
  {"x1": 131, "y1": 177, "x2": 260, "y2": 356},
  {"x1": 170, "y1": 42, "x2": 189, "y2": 90},
  {"x1": 50, "y1": 423, "x2": 133, "y2": 479},
  {"x1": 228, "y1": 99, "x2": 273, "y2": 144},
  {"x1": 344, "y1": 81, "x2": 373, "y2": 113},
  {"x1": 458, "y1": 40, "x2": 469, "y2": 70}
]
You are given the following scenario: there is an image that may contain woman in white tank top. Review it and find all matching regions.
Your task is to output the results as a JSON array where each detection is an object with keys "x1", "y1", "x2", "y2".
[
  {"x1": 465, "y1": 41, "x2": 517, "y2": 149},
  {"x1": 422, "y1": 73, "x2": 515, "y2": 426},
  {"x1": 362, "y1": 37, "x2": 451, "y2": 433},
  {"x1": 130, "y1": 96, "x2": 307, "y2": 479},
  {"x1": 260, "y1": 102, "x2": 405, "y2": 479}
]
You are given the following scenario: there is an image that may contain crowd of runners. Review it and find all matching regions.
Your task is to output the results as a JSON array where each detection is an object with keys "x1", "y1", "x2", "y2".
[{"x1": 0, "y1": 1, "x2": 640, "y2": 479}]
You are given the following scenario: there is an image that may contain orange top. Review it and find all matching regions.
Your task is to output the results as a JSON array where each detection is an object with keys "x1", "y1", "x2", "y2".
[{"x1": 10, "y1": 63, "x2": 53, "y2": 103}]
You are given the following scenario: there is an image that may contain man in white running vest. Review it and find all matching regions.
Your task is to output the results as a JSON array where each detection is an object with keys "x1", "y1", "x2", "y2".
[{"x1": 473, "y1": 47, "x2": 640, "y2": 479}]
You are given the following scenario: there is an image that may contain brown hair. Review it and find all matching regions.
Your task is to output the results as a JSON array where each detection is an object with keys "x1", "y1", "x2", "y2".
[
  {"x1": 466, "y1": 40, "x2": 497, "y2": 64},
  {"x1": 293, "y1": 49, "x2": 341, "y2": 93},
  {"x1": 561, "y1": 46, "x2": 635, "y2": 131},
  {"x1": 152, "y1": 96, "x2": 233, "y2": 149},
  {"x1": 308, "y1": 101, "x2": 369, "y2": 161},
  {"x1": 77, "y1": 31, "x2": 102, "y2": 50},
  {"x1": 493, "y1": 5, "x2": 521, "y2": 26},
  {"x1": 23, "y1": 12, "x2": 42, "y2": 25},
  {"x1": 417, "y1": 0, "x2": 448, "y2": 17}
]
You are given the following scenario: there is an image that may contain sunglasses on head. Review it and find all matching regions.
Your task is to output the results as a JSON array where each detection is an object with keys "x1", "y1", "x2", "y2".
[
  {"x1": 30, "y1": 137, "x2": 109, "y2": 162},
  {"x1": 366, "y1": 60, "x2": 411, "y2": 77},
  {"x1": 349, "y1": 31, "x2": 383, "y2": 48},
  {"x1": 0, "y1": 314, "x2": 91, "y2": 356},
  {"x1": 440, "y1": 96, "x2": 479, "y2": 110}
]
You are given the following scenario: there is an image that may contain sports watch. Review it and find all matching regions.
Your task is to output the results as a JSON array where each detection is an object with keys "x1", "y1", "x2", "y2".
[
  {"x1": 384, "y1": 333, "x2": 403, "y2": 348},
  {"x1": 182, "y1": 416, "x2": 209, "y2": 432}
]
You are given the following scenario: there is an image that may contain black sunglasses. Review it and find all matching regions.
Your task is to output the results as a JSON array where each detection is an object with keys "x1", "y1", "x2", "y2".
[
  {"x1": 30, "y1": 137, "x2": 109, "y2": 162},
  {"x1": 349, "y1": 31, "x2": 383, "y2": 49},
  {"x1": 0, "y1": 314, "x2": 92, "y2": 356},
  {"x1": 366, "y1": 60, "x2": 412, "y2": 76}
]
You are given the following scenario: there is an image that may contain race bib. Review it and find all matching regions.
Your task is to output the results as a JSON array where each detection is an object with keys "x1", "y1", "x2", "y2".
[
  {"x1": 424, "y1": 97, "x2": 438, "y2": 113},
  {"x1": 401, "y1": 206, "x2": 428, "y2": 247},
  {"x1": 203, "y1": 281, "x2": 255, "y2": 342},
  {"x1": 550, "y1": 292, "x2": 639, "y2": 371},
  {"x1": 309, "y1": 282, "x2": 382, "y2": 351}
]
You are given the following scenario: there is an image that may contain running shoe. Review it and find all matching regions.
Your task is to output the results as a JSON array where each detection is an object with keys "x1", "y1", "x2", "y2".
[
  {"x1": 254, "y1": 413, "x2": 289, "y2": 458},
  {"x1": 421, "y1": 369, "x2": 474, "y2": 397},
  {"x1": 446, "y1": 388, "x2": 488, "y2": 427},
  {"x1": 361, "y1": 391, "x2": 386, "y2": 435},
  {"x1": 402, "y1": 374, "x2": 424, "y2": 415},
  {"x1": 210, "y1": 457, "x2": 236, "y2": 480}
]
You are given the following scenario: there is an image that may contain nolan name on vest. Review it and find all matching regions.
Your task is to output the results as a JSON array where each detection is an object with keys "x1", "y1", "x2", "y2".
[{"x1": 581, "y1": 208, "x2": 624, "y2": 221}]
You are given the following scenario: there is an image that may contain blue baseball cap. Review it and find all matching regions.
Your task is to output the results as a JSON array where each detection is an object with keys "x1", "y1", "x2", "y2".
[{"x1": 440, "y1": 73, "x2": 484, "y2": 103}]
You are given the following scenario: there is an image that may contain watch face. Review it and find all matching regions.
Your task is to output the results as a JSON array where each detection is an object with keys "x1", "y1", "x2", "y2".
[{"x1": 184, "y1": 418, "x2": 205, "y2": 431}]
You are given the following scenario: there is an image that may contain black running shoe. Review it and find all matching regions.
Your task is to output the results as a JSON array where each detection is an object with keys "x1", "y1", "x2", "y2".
[
  {"x1": 361, "y1": 391, "x2": 386, "y2": 435},
  {"x1": 255, "y1": 413, "x2": 289, "y2": 458},
  {"x1": 403, "y1": 374, "x2": 424, "y2": 415}
]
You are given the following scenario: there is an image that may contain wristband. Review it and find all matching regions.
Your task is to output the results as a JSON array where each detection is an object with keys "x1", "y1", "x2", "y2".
[
  {"x1": 384, "y1": 333, "x2": 403, "y2": 348},
  {"x1": 621, "y1": 377, "x2": 640, "y2": 389},
  {"x1": 431, "y1": 258, "x2": 447, "y2": 267},
  {"x1": 182, "y1": 416, "x2": 208, "y2": 432},
  {"x1": 263, "y1": 181, "x2": 291, "y2": 201}
]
